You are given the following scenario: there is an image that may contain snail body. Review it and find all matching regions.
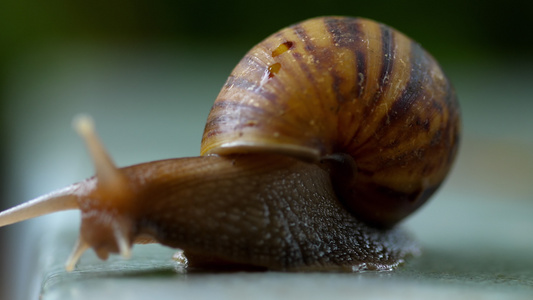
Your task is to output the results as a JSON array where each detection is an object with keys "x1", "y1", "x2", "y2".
[{"x1": 0, "y1": 16, "x2": 460, "y2": 272}]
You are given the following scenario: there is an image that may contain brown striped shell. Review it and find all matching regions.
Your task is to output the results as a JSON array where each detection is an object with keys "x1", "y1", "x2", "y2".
[{"x1": 201, "y1": 16, "x2": 460, "y2": 228}]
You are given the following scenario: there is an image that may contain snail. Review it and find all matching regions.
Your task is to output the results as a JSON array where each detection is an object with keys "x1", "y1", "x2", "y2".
[{"x1": 0, "y1": 16, "x2": 460, "y2": 272}]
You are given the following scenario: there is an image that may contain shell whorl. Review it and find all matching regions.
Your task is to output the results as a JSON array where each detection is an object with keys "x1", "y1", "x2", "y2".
[{"x1": 201, "y1": 16, "x2": 460, "y2": 227}]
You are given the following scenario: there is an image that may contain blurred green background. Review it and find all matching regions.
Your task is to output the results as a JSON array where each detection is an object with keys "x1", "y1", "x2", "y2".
[
  {"x1": 1, "y1": 0, "x2": 532, "y2": 61},
  {"x1": 0, "y1": 1, "x2": 531, "y2": 299}
]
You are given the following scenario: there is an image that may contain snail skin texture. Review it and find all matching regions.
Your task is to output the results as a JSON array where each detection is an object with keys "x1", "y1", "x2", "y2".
[{"x1": 0, "y1": 16, "x2": 460, "y2": 272}]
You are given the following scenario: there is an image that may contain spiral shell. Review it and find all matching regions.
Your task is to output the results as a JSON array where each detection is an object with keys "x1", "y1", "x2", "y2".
[{"x1": 201, "y1": 16, "x2": 460, "y2": 227}]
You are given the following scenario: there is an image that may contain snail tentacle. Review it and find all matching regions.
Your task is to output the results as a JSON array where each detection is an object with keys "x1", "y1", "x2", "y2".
[
  {"x1": 0, "y1": 186, "x2": 79, "y2": 227},
  {"x1": 73, "y1": 114, "x2": 129, "y2": 193},
  {"x1": 113, "y1": 218, "x2": 133, "y2": 259},
  {"x1": 65, "y1": 237, "x2": 90, "y2": 272}
]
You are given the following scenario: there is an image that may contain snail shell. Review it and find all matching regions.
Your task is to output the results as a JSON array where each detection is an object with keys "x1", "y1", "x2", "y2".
[
  {"x1": 202, "y1": 16, "x2": 460, "y2": 228},
  {"x1": 0, "y1": 16, "x2": 460, "y2": 272}
]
